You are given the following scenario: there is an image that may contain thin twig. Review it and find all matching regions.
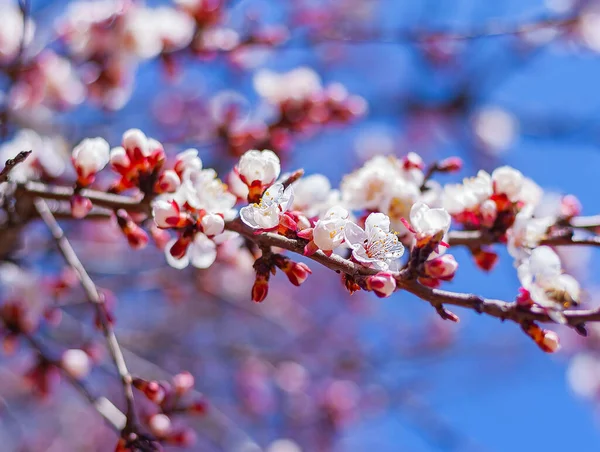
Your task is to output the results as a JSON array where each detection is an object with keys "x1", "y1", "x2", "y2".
[
  {"x1": 33, "y1": 198, "x2": 139, "y2": 432},
  {"x1": 0, "y1": 150, "x2": 31, "y2": 183},
  {"x1": 22, "y1": 332, "x2": 125, "y2": 431}
]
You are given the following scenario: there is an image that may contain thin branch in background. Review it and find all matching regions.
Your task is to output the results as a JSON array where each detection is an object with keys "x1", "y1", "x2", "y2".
[
  {"x1": 33, "y1": 198, "x2": 139, "y2": 434},
  {"x1": 22, "y1": 331, "x2": 126, "y2": 432},
  {"x1": 287, "y1": 13, "x2": 579, "y2": 47}
]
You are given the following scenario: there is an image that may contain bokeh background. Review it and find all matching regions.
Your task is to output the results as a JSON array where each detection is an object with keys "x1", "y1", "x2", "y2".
[{"x1": 1, "y1": 0, "x2": 600, "y2": 451}]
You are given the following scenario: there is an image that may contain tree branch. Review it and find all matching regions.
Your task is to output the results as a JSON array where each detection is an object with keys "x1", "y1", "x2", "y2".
[
  {"x1": 33, "y1": 198, "x2": 139, "y2": 432},
  {"x1": 226, "y1": 219, "x2": 600, "y2": 328}
]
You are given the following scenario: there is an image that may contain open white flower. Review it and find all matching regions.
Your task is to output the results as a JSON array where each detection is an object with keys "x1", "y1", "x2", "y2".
[
  {"x1": 165, "y1": 233, "x2": 217, "y2": 269},
  {"x1": 313, "y1": 206, "x2": 349, "y2": 251},
  {"x1": 344, "y1": 212, "x2": 405, "y2": 270},
  {"x1": 507, "y1": 206, "x2": 554, "y2": 260},
  {"x1": 180, "y1": 168, "x2": 236, "y2": 216},
  {"x1": 409, "y1": 202, "x2": 451, "y2": 244},
  {"x1": 240, "y1": 183, "x2": 294, "y2": 230},
  {"x1": 517, "y1": 246, "x2": 580, "y2": 323},
  {"x1": 442, "y1": 170, "x2": 492, "y2": 214},
  {"x1": 237, "y1": 149, "x2": 280, "y2": 187}
]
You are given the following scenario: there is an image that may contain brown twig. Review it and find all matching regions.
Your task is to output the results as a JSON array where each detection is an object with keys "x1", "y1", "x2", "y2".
[
  {"x1": 0, "y1": 150, "x2": 31, "y2": 183},
  {"x1": 33, "y1": 198, "x2": 139, "y2": 432},
  {"x1": 17, "y1": 183, "x2": 600, "y2": 329},
  {"x1": 225, "y1": 218, "x2": 600, "y2": 328}
]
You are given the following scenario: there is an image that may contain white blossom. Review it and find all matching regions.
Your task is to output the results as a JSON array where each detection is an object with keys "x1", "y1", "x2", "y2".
[
  {"x1": 237, "y1": 149, "x2": 280, "y2": 186},
  {"x1": 344, "y1": 212, "x2": 405, "y2": 270},
  {"x1": 409, "y1": 202, "x2": 451, "y2": 243},
  {"x1": 517, "y1": 246, "x2": 580, "y2": 323},
  {"x1": 201, "y1": 213, "x2": 225, "y2": 236},
  {"x1": 240, "y1": 183, "x2": 294, "y2": 229},
  {"x1": 72, "y1": 137, "x2": 110, "y2": 180},
  {"x1": 507, "y1": 206, "x2": 554, "y2": 259},
  {"x1": 492, "y1": 166, "x2": 524, "y2": 202},
  {"x1": 180, "y1": 168, "x2": 236, "y2": 216},
  {"x1": 152, "y1": 199, "x2": 183, "y2": 229},
  {"x1": 312, "y1": 206, "x2": 349, "y2": 251},
  {"x1": 442, "y1": 170, "x2": 492, "y2": 214}
]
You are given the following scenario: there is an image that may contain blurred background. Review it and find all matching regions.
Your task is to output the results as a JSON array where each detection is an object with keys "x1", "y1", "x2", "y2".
[{"x1": 1, "y1": 0, "x2": 600, "y2": 450}]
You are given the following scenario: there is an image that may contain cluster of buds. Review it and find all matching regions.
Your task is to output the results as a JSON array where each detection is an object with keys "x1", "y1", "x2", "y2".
[
  {"x1": 132, "y1": 372, "x2": 206, "y2": 448},
  {"x1": 218, "y1": 69, "x2": 366, "y2": 156},
  {"x1": 109, "y1": 129, "x2": 168, "y2": 194}
]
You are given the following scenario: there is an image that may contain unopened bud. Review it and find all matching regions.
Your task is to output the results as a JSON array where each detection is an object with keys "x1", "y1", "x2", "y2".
[
  {"x1": 424, "y1": 254, "x2": 458, "y2": 280},
  {"x1": 200, "y1": 213, "x2": 225, "y2": 236},
  {"x1": 132, "y1": 378, "x2": 166, "y2": 404},
  {"x1": 402, "y1": 152, "x2": 424, "y2": 170},
  {"x1": 149, "y1": 413, "x2": 171, "y2": 438},
  {"x1": 252, "y1": 273, "x2": 270, "y2": 302},
  {"x1": 366, "y1": 272, "x2": 397, "y2": 298},
  {"x1": 473, "y1": 248, "x2": 498, "y2": 272},
  {"x1": 522, "y1": 323, "x2": 561, "y2": 353},
  {"x1": 173, "y1": 371, "x2": 194, "y2": 394},
  {"x1": 61, "y1": 349, "x2": 91, "y2": 380},
  {"x1": 560, "y1": 194, "x2": 582, "y2": 219},
  {"x1": 273, "y1": 255, "x2": 312, "y2": 286},
  {"x1": 155, "y1": 170, "x2": 180, "y2": 194},
  {"x1": 71, "y1": 195, "x2": 93, "y2": 219},
  {"x1": 436, "y1": 156, "x2": 463, "y2": 173}
]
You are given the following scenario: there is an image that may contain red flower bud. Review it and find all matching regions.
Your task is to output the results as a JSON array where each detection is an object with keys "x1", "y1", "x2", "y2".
[
  {"x1": 473, "y1": 248, "x2": 498, "y2": 272},
  {"x1": 252, "y1": 273, "x2": 270, "y2": 302}
]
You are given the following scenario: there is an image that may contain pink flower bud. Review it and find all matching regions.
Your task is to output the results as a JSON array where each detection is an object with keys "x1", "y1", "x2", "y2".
[
  {"x1": 201, "y1": 213, "x2": 225, "y2": 236},
  {"x1": 71, "y1": 194, "x2": 92, "y2": 218},
  {"x1": 560, "y1": 194, "x2": 581, "y2": 219},
  {"x1": 437, "y1": 156, "x2": 463, "y2": 172},
  {"x1": 149, "y1": 413, "x2": 171, "y2": 438},
  {"x1": 366, "y1": 272, "x2": 397, "y2": 298},
  {"x1": 480, "y1": 199, "x2": 497, "y2": 228},
  {"x1": 155, "y1": 170, "x2": 180, "y2": 194},
  {"x1": 61, "y1": 349, "x2": 91, "y2": 379},
  {"x1": 71, "y1": 137, "x2": 110, "y2": 186},
  {"x1": 173, "y1": 371, "x2": 194, "y2": 394},
  {"x1": 402, "y1": 152, "x2": 424, "y2": 170},
  {"x1": 424, "y1": 254, "x2": 458, "y2": 280}
]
